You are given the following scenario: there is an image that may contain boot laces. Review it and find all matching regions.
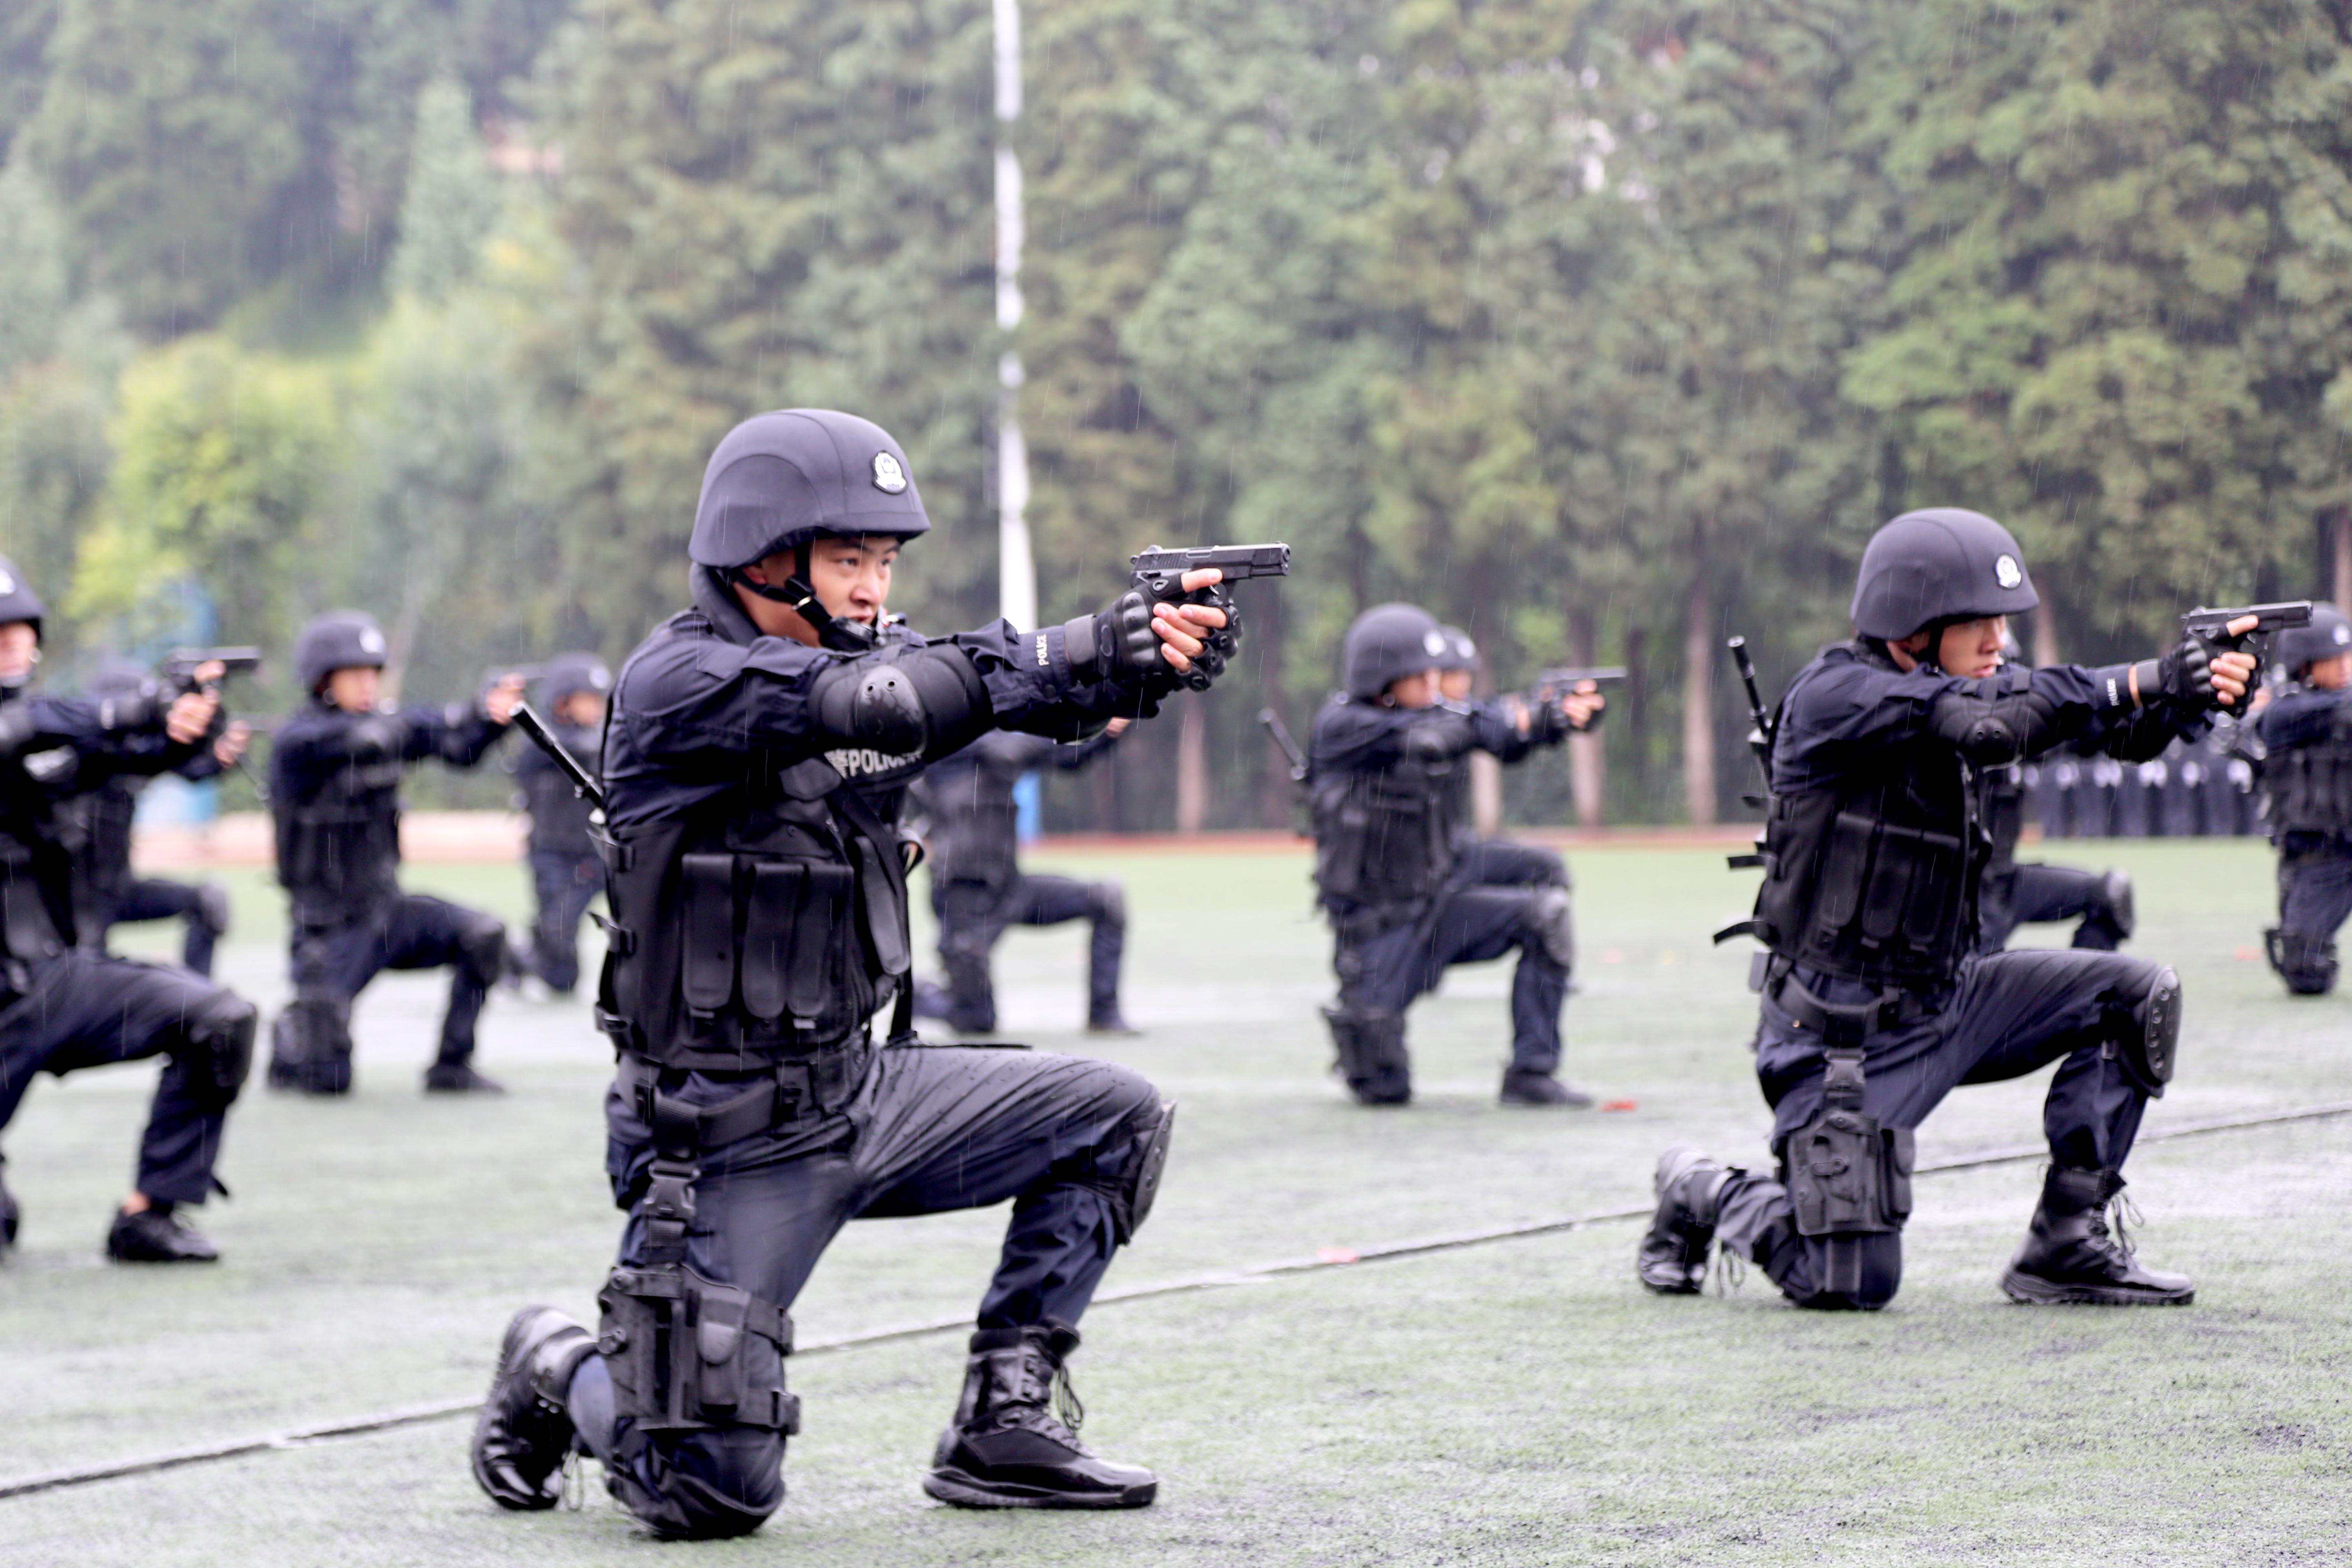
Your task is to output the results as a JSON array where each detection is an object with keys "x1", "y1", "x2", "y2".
[
  {"x1": 1710, "y1": 1242, "x2": 1745, "y2": 1297},
  {"x1": 2097, "y1": 1190, "x2": 2145, "y2": 1260},
  {"x1": 559, "y1": 1447, "x2": 586, "y2": 1512},
  {"x1": 1050, "y1": 1359, "x2": 1086, "y2": 1436}
]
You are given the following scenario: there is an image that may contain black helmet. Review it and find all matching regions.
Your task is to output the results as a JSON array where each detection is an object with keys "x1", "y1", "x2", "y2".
[
  {"x1": 688, "y1": 409, "x2": 930, "y2": 571},
  {"x1": 1343, "y1": 604, "x2": 1448, "y2": 701},
  {"x1": 1436, "y1": 626, "x2": 1479, "y2": 675},
  {"x1": 0, "y1": 556, "x2": 45, "y2": 641},
  {"x1": 2278, "y1": 603, "x2": 2352, "y2": 675},
  {"x1": 296, "y1": 610, "x2": 389, "y2": 691},
  {"x1": 1850, "y1": 508, "x2": 2040, "y2": 642},
  {"x1": 538, "y1": 651, "x2": 612, "y2": 709}
]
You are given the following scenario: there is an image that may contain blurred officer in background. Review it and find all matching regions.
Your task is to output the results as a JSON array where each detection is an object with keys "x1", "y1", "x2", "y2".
[
  {"x1": 2256, "y1": 603, "x2": 2352, "y2": 994},
  {"x1": 0, "y1": 559, "x2": 258, "y2": 1264},
  {"x1": 71, "y1": 658, "x2": 247, "y2": 977},
  {"x1": 1309, "y1": 604, "x2": 1602, "y2": 1108},
  {"x1": 266, "y1": 611, "x2": 523, "y2": 1095},
  {"x1": 1976, "y1": 635, "x2": 2134, "y2": 955},
  {"x1": 910, "y1": 718, "x2": 1136, "y2": 1036},
  {"x1": 514, "y1": 652, "x2": 609, "y2": 995}
]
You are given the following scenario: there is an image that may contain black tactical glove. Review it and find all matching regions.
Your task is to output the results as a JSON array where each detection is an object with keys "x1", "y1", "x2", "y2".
[
  {"x1": 2132, "y1": 638, "x2": 2218, "y2": 710},
  {"x1": 1066, "y1": 584, "x2": 1241, "y2": 696}
]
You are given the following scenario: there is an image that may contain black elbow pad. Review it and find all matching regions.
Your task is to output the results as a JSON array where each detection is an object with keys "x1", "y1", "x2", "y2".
[
  {"x1": 1929, "y1": 690, "x2": 2056, "y2": 764},
  {"x1": 811, "y1": 647, "x2": 991, "y2": 759}
]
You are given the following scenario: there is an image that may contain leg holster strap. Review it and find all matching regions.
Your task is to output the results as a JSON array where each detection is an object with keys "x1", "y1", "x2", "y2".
[
  {"x1": 1783, "y1": 1047, "x2": 1913, "y2": 1239},
  {"x1": 598, "y1": 1265, "x2": 799, "y2": 1436}
]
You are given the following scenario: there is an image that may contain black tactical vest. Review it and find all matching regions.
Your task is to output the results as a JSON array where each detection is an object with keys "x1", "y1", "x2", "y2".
[
  {"x1": 1977, "y1": 763, "x2": 2026, "y2": 876},
  {"x1": 1750, "y1": 713, "x2": 1984, "y2": 994},
  {"x1": 0, "y1": 743, "x2": 78, "y2": 977},
  {"x1": 274, "y1": 720, "x2": 405, "y2": 913},
  {"x1": 69, "y1": 777, "x2": 139, "y2": 942},
  {"x1": 2261, "y1": 700, "x2": 2352, "y2": 837},
  {"x1": 1310, "y1": 733, "x2": 1459, "y2": 911},
  {"x1": 595, "y1": 752, "x2": 919, "y2": 1072}
]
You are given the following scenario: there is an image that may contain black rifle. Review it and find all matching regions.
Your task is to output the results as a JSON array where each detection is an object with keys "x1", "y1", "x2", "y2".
[
  {"x1": 513, "y1": 701, "x2": 605, "y2": 813},
  {"x1": 160, "y1": 646, "x2": 262, "y2": 691},
  {"x1": 1726, "y1": 637, "x2": 1775, "y2": 780},
  {"x1": 1126, "y1": 543, "x2": 1291, "y2": 691},
  {"x1": 1258, "y1": 708, "x2": 1308, "y2": 783},
  {"x1": 1722, "y1": 636, "x2": 1776, "y2": 879}
]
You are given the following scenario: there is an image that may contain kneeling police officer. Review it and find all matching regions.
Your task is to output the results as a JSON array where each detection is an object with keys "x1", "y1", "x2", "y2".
[
  {"x1": 470, "y1": 410, "x2": 1235, "y2": 1537},
  {"x1": 1310, "y1": 604, "x2": 1602, "y2": 1107},
  {"x1": 267, "y1": 614, "x2": 524, "y2": 1094},
  {"x1": 1638, "y1": 510, "x2": 2249, "y2": 1310},
  {"x1": 0, "y1": 560, "x2": 258, "y2": 1263},
  {"x1": 911, "y1": 717, "x2": 1134, "y2": 1036},
  {"x1": 2256, "y1": 602, "x2": 2352, "y2": 993},
  {"x1": 513, "y1": 652, "x2": 610, "y2": 995},
  {"x1": 71, "y1": 658, "x2": 245, "y2": 978}
]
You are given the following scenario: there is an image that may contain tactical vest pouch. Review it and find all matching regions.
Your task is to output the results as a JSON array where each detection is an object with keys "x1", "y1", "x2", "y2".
[
  {"x1": 1757, "y1": 793, "x2": 1969, "y2": 989},
  {"x1": 0, "y1": 840, "x2": 61, "y2": 964},
  {"x1": 679, "y1": 853, "x2": 737, "y2": 1016},
  {"x1": 598, "y1": 1265, "x2": 800, "y2": 1435}
]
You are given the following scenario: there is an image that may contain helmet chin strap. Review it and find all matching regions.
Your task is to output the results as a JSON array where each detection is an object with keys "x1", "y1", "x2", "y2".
[{"x1": 731, "y1": 541, "x2": 878, "y2": 653}]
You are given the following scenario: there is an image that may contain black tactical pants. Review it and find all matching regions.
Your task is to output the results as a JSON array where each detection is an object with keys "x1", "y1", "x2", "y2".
[
  {"x1": 932, "y1": 875, "x2": 1124, "y2": 1031},
  {"x1": 566, "y1": 1045, "x2": 1160, "y2": 1538},
  {"x1": 1713, "y1": 949, "x2": 2158, "y2": 1310},
  {"x1": 1977, "y1": 863, "x2": 2126, "y2": 954},
  {"x1": 289, "y1": 893, "x2": 502, "y2": 1068},
  {"x1": 2276, "y1": 841, "x2": 2352, "y2": 993},
  {"x1": 1338, "y1": 886, "x2": 1572, "y2": 1074},
  {"x1": 0, "y1": 952, "x2": 243, "y2": 1205},
  {"x1": 1454, "y1": 837, "x2": 1569, "y2": 890},
  {"x1": 109, "y1": 877, "x2": 223, "y2": 977},
  {"x1": 527, "y1": 849, "x2": 601, "y2": 994}
]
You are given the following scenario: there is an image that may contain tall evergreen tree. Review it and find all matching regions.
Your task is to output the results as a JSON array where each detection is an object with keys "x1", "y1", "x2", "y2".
[{"x1": 389, "y1": 76, "x2": 502, "y2": 303}]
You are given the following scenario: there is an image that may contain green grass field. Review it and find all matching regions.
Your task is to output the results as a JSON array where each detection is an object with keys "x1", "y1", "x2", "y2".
[{"x1": 4, "y1": 837, "x2": 2351, "y2": 1566}]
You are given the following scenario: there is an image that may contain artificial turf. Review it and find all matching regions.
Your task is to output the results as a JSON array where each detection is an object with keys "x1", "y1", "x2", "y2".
[{"x1": 2, "y1": 837, "x2": 2348, "y2": 1565}]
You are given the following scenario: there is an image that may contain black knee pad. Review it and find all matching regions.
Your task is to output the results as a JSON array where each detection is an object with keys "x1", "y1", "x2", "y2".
[
  {"x1": 180, "y1": 991, "x2": 258, "y2": 1112},
  {"x1": 598, "y1": 1265, "x2": 799, "y2": 1439},
  {"x1": 188, "y1": 881, "x2": 232, "y2": 939},
  {"x1": 2107, "y1": 962, "x2": 2180, "y2": 1095},
  {"x1": 456, "y1": 909, "x2": 511, "y2": 984},
  {"x1": 1095, "y1": 1098, "x2": 1175, "y2": 1244},
  {"x1": 1085, "y1": 880, "x2": 1126, "y2": 928},
  {"x1": 1525, "y1": 886, "x2": 1575, "y2": 970},
  {"x1": 2094, "y1": 869, "x2": 2134, "y2": 940}
]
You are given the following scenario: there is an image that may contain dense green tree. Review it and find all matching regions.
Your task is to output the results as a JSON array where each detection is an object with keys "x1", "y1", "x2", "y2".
[
  {"x1": 1844, "y1": 0, "x2": 2352, "y2": 661},
  {"x1": 72, "y1": 336, "x2": 342, "y2": 648},
  {"x1": 523, "y1": 0, "x2": 998, "y2": 644},
  {"x1": 389, "y1": 76, "x2": 503, "y2": 303}
]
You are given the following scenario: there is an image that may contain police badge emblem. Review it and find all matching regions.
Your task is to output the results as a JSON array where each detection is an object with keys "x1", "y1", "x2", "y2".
[
  {"x1": 872, "y1": 452, "x2": 909, "y2": 494},
  {"x1": 1993, "y1": 553, "x2": 2023, "y2": 589}
]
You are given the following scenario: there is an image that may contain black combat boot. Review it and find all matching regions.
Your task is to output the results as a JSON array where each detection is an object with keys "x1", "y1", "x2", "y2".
[
  {"x1": 1499, "y1": 1068, "x2": 1595, "y2": 1108},
  {"x1": 472, "y1": 1305, "x2": 599, "y2": 1510},
  {"x1": 1637, "y1": 1145, "x2": 1735, "y2": 1295},
  {"x1": 2265, "y1": 928, "x2": 2338, "y2": 996},
  {"x1": 1323, "y1": 1006, "x2": 1411, "y2": 1105},
  {"x1": 425, "y1": 1061, "x2": 507, "y2": 1094},
  {"x1": 106, "y1": 1204, "x2": 219, "y2": 1263},
  {"x1": 923, "y1": 1322, "x2": 1157, "y2": 1510},
  {"x1": 0, "y1": 1157, "x2": 18, "y2": 1255},
  {"x1": 2001, "y1": 1166, "x2": 2193, "y2": 1306}
]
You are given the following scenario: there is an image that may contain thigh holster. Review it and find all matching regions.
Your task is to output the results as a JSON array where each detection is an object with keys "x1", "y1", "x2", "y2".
[
  {"x1": 597, "y1": 1265, "x2": 798, "y2": 1436},
  {"x1": 1783, "y1": 1047, "x2": 1913, "y2": 1239}
]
